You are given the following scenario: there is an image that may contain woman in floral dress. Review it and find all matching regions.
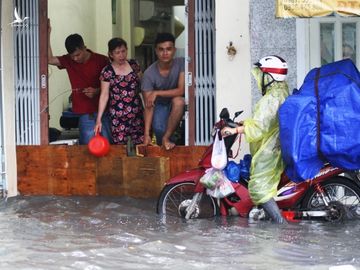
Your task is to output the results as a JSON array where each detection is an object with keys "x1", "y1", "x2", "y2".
[{"x1": 95, "y1": 38, "x2": 144, "y2": 144}]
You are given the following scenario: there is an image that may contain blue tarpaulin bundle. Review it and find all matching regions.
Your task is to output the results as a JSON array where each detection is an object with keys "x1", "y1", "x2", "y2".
[{"x1": 279, "y1": 59, "x2": 360, "y2": 182}]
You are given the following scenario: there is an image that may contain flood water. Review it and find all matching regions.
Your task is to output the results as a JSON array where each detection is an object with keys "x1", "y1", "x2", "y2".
[{"x1": 0, "y1": 196, "x2": 359, "y2": 270}]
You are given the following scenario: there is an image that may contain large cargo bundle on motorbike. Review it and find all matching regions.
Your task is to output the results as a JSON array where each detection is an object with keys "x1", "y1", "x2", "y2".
[{"x1": 279, "y1": 59, "x2": 360, "y2": 182}]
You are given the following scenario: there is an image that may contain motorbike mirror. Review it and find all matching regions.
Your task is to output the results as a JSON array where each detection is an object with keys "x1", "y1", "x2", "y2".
[
  {"x1": 233, "y1": 110, "x2": 243, "y2": 121},
  {"x1": 219, "y1": 108, "x2": 230, "y2": 120}
]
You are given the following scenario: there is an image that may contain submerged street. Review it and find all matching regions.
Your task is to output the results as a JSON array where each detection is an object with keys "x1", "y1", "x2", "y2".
[{"x1": 0, "y1": 196, "x2": 359, "y2": 270}]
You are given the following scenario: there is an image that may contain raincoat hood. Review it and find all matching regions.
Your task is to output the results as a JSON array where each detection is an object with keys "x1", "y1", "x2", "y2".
[
  {"x1": 252, "y1": 66, "x2": 288, "y2": 96},
  {"x1": 251, "y1": 67, "x2": 272, "y2": 95}
]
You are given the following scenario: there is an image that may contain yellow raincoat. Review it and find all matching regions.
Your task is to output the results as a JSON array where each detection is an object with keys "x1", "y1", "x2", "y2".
[{"x1": 243, "y1": 67, "x2": 290, "y2": 205}]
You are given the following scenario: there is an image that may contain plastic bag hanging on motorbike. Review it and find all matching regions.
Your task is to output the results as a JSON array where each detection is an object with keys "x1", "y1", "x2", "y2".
[
  {"x1": 224, "y1": 154, "x2": 252, "y2": 182},
  {"x1": 239, "y1": 154, "x2": 252, "y2": 180},
  {"x1": 199, "y1": 168, "x2": 224, "y2": 189},
  {"x1": 206, "y1": 172, "x2": 235, "y2": 198},
  {"x1": 224, "y1": 161, "x2": 241, "y2": 182},
  {"x1": 211, "y1": 130, "x2": 228, "y2": 170}
]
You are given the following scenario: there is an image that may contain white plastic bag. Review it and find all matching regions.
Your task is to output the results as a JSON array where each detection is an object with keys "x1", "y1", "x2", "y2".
[
  {"x1": 206, "y1": 173, "x2": 235, "y2": 198},
  {"x1": 200, "y1": 168, "x2": 223, "y2": 189},
  {"x1": 211, "y1": 130, "x2": 228, "y2": 170}
]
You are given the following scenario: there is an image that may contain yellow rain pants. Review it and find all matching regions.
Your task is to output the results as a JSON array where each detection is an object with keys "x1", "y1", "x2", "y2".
[{"x1": 243, "y1": 67, "x2": 290, "y2": 205}]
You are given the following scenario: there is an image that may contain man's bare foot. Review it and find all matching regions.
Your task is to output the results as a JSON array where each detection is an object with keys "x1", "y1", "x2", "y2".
[{"x1": 162, "y1": 138, "x2": 175, "y2": 150}]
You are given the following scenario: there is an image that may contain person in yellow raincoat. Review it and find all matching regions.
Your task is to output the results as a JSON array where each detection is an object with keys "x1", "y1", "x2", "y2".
[{"x1": 221, "y1": 55, "x2": 290, "y2": 223}]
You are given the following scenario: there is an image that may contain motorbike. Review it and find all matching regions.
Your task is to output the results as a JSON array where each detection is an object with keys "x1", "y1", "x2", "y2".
[{"x1": 156, "y1": 108, "x2": 360, "y2": 222}]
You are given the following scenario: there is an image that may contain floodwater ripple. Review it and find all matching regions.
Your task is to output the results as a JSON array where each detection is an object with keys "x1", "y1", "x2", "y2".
[{"x1": 0, "y1": 196, "x2": 359, "y2": 270}]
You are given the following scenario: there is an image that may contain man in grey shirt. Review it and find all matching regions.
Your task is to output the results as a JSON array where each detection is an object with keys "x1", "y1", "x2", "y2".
[{"x1": 141, "y1": 33, "x2": 185, "y2": 150}]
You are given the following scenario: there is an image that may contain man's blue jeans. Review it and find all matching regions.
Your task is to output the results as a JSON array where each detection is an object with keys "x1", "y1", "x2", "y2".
[
  {"x1": 152, "y1": 103, "x2": 172, "y2": 145},
  {"x1": 78, "y1": 113, "x2": 112, "y2": 145}
]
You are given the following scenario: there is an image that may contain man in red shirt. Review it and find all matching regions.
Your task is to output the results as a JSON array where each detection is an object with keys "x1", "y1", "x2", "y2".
[{"x1": 48, "y1": 23, "x2": 111, "y2": 144}]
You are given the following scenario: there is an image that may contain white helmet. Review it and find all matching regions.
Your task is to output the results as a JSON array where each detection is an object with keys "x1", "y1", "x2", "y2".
[{"x1": 255, "y1": 55, "x2": 288, "y2": 81}]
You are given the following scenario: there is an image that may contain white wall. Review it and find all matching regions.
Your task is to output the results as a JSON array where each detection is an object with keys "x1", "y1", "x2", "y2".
[
  {"x1": 174, "y1": 5, "x2": 186, "y2": 57},
  {"x1": 48, "y1": 0, "x2": 112, "y2": 129},
  {"x1": 215, "y1": 0, "x2": 252, "y2": 154},
  {"x1": 1, "y1": 1, "x2": 17, "y2": 197},
  {"x1": 113, "y1": 0, "x2": 134, "y2": 57}
]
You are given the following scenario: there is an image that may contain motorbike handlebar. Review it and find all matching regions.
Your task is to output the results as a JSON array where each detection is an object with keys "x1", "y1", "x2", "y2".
[
  {"x1": 212, "y1": 108, "x2": 243, "y2": 138},
  {"x1": 225, "y1": 120, "x2": 238, "y2": 128},
  {"x1": 218, "y1": 108, "x2": 243, "y2": 157},
  {"x1": 219, "y1": 108, "x2": 243, "y2": 128}
]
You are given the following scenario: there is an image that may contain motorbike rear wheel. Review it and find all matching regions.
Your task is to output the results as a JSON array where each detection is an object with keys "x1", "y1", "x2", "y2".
[
  {"x1": 157, "y1": 182, "x2": 219, "y2": 219},
  {"x1": 301, "y1": 177, "x2": 360, "y2": 221}
]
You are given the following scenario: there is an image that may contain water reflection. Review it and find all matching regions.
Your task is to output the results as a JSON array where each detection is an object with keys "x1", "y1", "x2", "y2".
[{"x1": 0, "y1": 196, "x2": 358, "y2": 270}]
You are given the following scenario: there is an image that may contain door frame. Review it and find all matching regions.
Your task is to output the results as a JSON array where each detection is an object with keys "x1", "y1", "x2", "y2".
[
  {"x1": 39, "y1": 0, "x2": 49, "y2": 145},
  {"x1": 186, "y1": 0, "x2": 196, "y2": 145}
]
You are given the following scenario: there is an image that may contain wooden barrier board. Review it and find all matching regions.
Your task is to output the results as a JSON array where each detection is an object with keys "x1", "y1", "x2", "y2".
[
  {"x1": 16, "y1": 145, "x2": 208, "y2": 198},
  {"x1": 137, "y1": 145, "x2": 208, "y2": 176},
  {"x1": 17, "y1": 145, "x2": 97, "y2": 196},
  {"x1": 96, "y1": 155, "x2": 170, "y2": 198}
]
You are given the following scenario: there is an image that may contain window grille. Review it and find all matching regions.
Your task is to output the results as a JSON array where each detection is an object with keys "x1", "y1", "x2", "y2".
[
  {"x1": 14, "y1": 0, "x2": 40, "y2": 145},
  {"x1": 195, "y1": 0, "x2": 216, "y2": 145}
]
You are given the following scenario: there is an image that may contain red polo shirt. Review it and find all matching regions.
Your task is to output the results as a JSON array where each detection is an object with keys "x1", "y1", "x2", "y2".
[{"x1": 58, "y1": 51, "x2": 109, "y2": 114}]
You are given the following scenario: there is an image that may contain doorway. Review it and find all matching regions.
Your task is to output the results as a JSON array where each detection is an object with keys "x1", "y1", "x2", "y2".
[
  {"x1": 46, "y1": 0, "x2": 218, "y2": 146},
  {"x1": 48, "y1": 0, "x2": 188, "y2": 145}
]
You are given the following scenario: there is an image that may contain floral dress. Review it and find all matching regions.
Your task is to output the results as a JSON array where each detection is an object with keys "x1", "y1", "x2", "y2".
[{"x1": 100, "y1": 59, "x2": 144, "y2": 144}]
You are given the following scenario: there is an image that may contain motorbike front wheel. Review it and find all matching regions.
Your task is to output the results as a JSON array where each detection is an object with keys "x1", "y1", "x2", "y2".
[
  {"x1": 156, "y1": 182, "x2": 219, "y2": 219},
  {"x1": 301, "y1": 177, "x2": 360, "y2": 221}
]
